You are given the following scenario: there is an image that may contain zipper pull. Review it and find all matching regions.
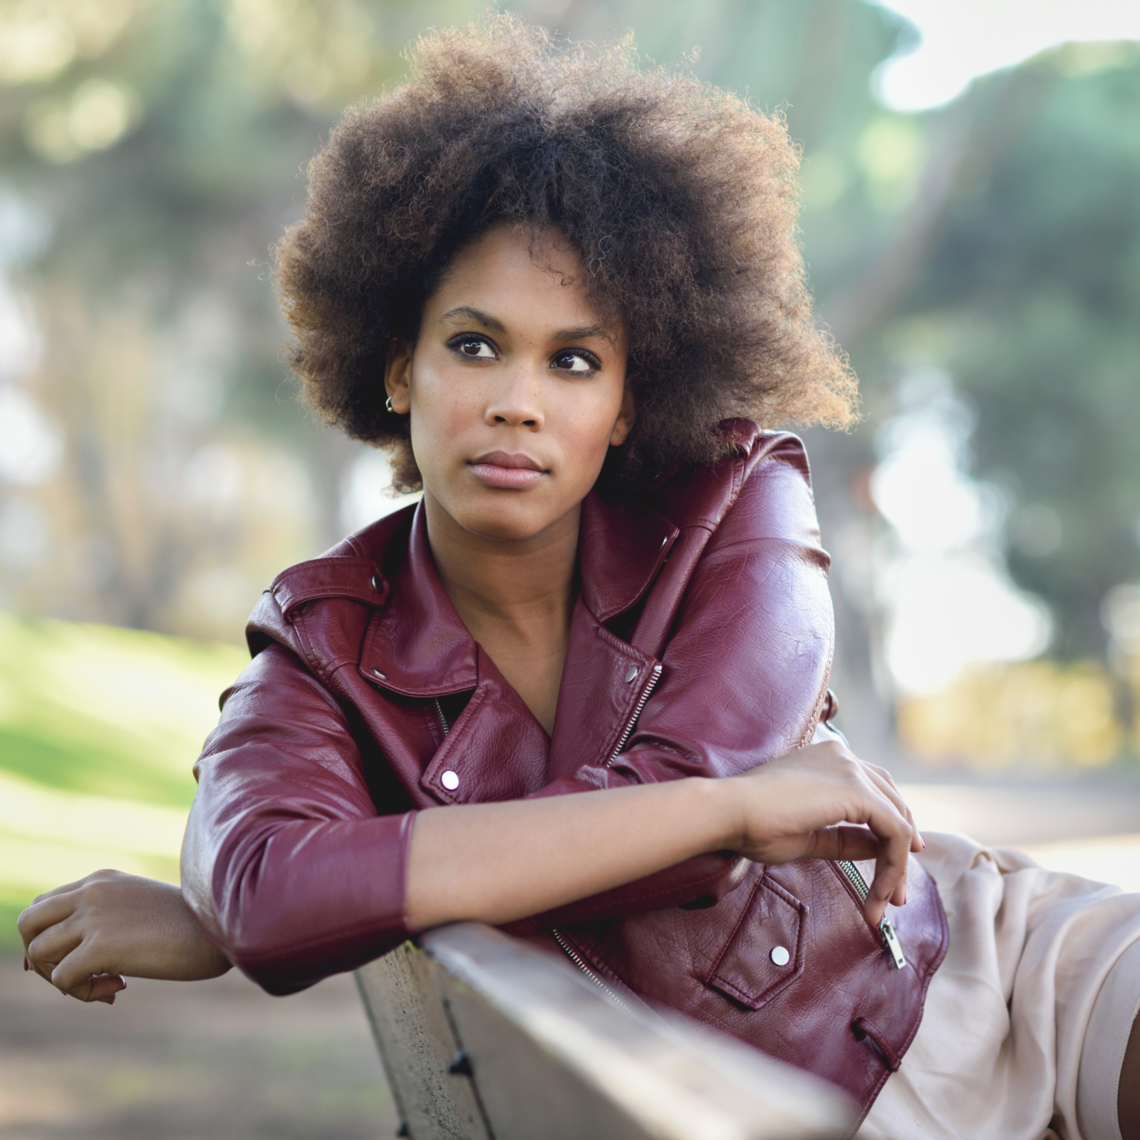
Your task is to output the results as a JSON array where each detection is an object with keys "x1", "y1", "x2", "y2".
[{"x1": 879, "y1": 919, "x2": 907, "y2": 970}]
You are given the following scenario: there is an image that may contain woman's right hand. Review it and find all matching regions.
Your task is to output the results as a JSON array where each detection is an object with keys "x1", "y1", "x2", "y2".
[
  {"x1": 726, "y1": 739, "x2": 923, "y2": 927},
  {"x1": 18, "y1": 870, "x2": 231, "y2": 1003}
]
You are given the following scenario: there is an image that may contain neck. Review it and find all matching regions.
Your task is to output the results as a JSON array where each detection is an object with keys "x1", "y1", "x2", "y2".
[{"x1": 422, "y1": 493, "x2": 580, "y2": 643}]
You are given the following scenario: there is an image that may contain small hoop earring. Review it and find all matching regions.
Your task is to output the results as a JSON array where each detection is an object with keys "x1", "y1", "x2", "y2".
[{"x1": 385, "y1": 395, "x2": 394, "y2": 414}]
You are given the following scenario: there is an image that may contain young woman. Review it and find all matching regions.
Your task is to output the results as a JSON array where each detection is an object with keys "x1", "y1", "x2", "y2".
[{"x1": 18, "y1": 17, "x2": 1140, "y2": 1140}]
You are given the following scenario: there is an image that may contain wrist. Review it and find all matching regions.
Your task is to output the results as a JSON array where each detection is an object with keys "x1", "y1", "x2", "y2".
[{"x1": 684, "y1": 775, "x2": 744, "y2": 854}]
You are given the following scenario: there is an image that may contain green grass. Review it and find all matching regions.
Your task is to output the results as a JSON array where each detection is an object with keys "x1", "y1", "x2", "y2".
[
  {"x1": 0, "y1": 612, "x2": 249, "y2": 947},
  {"x1": 1, "y1": 902, "x2": 25, "y2": 951},
  {"x1": 0, "y1": 723, "x2": 195, "y2": 805}
]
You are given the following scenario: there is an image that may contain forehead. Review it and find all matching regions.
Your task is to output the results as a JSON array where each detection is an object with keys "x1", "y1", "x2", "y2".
[{"x1": 428, "y1": 225, "x2": 620, "y2": 337}]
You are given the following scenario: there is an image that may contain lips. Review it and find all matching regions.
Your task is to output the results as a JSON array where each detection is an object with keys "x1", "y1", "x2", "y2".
[{"x1": 468, "y1": 450, "x2": 547, "y2": 489}]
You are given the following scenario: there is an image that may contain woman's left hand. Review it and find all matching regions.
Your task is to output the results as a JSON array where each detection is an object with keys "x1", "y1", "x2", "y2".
[
  {"x1": 725, "y1": 739, "x2": 923, "y2": 927},
  {"x1": 18, "y1": 870, "x2": 231, "y2": 1003}
]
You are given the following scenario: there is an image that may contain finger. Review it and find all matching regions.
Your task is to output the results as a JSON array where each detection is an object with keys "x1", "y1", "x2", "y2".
[
  {"x1": 862, "y1": 766, "x2": 924, "y2": 851},
  {"x1": 851, "y1": 793, "x2": 913, "y2": 926},
  {"x1": 808, "y1": 833, "x2": 906, "y2": 930},
  {"x1": 861, "y1": 764, "x2": 911, "y2": 824},
  {"x1": 50, "y1": 937, "x2": 118, "y2": 996},
  {"x1": 17, "y1": 890, "x2": 81, "y2": 951},
  {"x1": 30, "y1": 877, "x2": 93, "y2": 902},
  {"x1": 867, "y1": 826, "x2": 911, "y2": 926},
  {"x1": 802, "y1": 824, "x2": 882, "y2": 863},
  {"x1": 805, "y1": 818, "x2": 908, "y2": 929},
  {"x1": 26, "y1": 920, "x2": 82, "y2": 982},
  {"x1": 74, "y1": 974, "x2": 127, "y2": 1004}
]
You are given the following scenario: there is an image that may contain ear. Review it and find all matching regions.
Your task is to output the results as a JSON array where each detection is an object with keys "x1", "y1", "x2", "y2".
[
  {"x1": 384, "y1": 338, "x2": 413, "y2": 414},
  {"x1": 609, "y1": 383, "x2": 636, "y2": 447}
]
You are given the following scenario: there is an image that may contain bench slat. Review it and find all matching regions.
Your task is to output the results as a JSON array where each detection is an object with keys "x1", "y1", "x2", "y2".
[{"x1": 357, "y1": 923, "x2": 854, "y2": 1140}]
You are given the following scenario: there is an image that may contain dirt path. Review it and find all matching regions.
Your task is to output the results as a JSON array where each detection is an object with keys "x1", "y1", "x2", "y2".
[{"x1": 0, "y1": 957, "x2": 399, "y2": 1139}]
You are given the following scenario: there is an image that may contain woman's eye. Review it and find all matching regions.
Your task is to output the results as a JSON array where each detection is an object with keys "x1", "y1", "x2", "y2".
[
  {"x1": 450, "y1": 336, "x2": 496, "y2": 359},
  {"x1": 551, "y1": 350, "x2": 600, "y2": 374}
]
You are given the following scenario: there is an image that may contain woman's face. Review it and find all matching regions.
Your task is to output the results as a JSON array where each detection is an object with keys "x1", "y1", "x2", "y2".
[{"x1": 386, "y1": 225, "x2": 633, "y2": 544}]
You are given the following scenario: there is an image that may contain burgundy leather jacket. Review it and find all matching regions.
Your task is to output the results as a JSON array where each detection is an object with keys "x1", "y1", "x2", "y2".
[{"x1": 182, "y1": 422, "x2": 947, "y2": 1124}]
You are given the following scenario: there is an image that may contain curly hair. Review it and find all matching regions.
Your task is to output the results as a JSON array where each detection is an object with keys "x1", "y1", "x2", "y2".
[{"x1": 274, "y1": 13, "x2": 857, "y2": 497}]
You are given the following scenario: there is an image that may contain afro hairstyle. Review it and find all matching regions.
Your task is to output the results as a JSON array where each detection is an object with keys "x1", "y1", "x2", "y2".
[{"x1": 273, "y1": 13, "x2": 858, "y2": 498}]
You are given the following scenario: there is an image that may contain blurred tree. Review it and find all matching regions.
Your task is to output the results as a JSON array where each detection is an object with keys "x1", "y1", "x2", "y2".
[
  {"x1": 0, "y1": 0, "x2": 489, "y2": 636},
  {"x1": 899, "y1": 46, "x2": 1140, "y2": 664},
  {"x1": 803, "y1": 41, "x2": 1140, "y2": 757},
  {"x1": 2, "y1": 0, "x2": 1137, "y2": 762}
]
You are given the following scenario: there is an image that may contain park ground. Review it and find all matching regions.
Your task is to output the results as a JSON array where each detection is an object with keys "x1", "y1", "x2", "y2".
[{"x1": 2, "y1": 614, "x2": 1139, "y2": 1137}]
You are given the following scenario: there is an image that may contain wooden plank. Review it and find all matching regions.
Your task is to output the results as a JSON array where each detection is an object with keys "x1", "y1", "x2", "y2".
[
  {"x1": 357, "y1": 923, "x2": 855, "y2": 1140},
  {"x1": 356, "y1": 939, "x2": 493, "y2": 1140}
]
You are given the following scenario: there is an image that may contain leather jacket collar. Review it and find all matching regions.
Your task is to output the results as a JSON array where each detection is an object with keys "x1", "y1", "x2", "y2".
[{"x1": 358, "y1": 492, "x2": 679, "y2": 699}]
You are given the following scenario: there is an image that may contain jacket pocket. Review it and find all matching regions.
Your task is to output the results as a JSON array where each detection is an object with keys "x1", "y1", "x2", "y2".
[{"x1": 703, "y1": 872, "x2": 806, "y2": 1010}]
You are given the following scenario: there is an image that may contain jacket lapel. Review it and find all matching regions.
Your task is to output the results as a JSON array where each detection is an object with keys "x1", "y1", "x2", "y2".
[
  {"x1": 576, "y1": 492, "x2": 678, "y2": 622},
  {"x1": 547, "y1": 597, "x2": 661, "y2": 781},
  {"x1": 360, "y1": 504, "x2": 478, "y2": 696},
  {"x1": 547, "y1": 493, "x2": 678, "y2": 780},
  {"x1": 419, "y1": 648, "x2": 552, "y2": 804},
  {"x1": 360, "y1": 493, "x2": 680, "y2": 799}
]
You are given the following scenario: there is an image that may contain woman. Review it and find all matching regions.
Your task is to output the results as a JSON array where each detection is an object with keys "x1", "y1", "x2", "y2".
[{"x1": 18, "y1": 17, "x2": 1140, "y2": 1139}]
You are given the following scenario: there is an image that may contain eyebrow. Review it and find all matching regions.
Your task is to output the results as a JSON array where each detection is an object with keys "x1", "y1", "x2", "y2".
[
  {"x1": 551, "y1": 324, "x2": 617, "y2": 348},
  {"x1": 438, "y1": 307, "x2": 617, "y2": 348},
  {"x1": 438, "y1": 306, "x2": 505, "y2": 332}
]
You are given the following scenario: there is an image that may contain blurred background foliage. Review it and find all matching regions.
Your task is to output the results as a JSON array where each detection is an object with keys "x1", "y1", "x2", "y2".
[{"x1": 1, "y1": 0, "x2": 1140, "y2": 932}]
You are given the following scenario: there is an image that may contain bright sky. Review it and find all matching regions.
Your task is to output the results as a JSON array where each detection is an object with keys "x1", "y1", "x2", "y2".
[
  {"x1": 872, "y1": 0, "x2": 1140, "y2": 111},
  {"x1": 869, "y1": 368, "x2": 1052, "y2": 695}
]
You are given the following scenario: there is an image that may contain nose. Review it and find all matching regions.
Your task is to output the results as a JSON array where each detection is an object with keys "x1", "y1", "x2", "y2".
[{"x1": 485, "y1": 363, "x2": 544, "y2": 430}]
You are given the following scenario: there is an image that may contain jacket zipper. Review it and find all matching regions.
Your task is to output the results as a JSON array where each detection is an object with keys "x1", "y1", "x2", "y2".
[
  {"x1": 551, "y1": 666, "x2": 661, "y2": 1012},
  {"x1": 606, "y1": 663, "x2": 662, "y2": 766},
  {"x1": 837, "y1": 860, "x2": 907, "y2": 969},
  {"x1": 550, "y1": 928, "x2": 635, "y2": 1014},
  {"x1": 434, "y1": 697, "x2": 450, "y2": 737}
]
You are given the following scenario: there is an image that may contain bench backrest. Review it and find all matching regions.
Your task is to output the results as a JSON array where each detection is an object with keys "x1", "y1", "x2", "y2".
[{"x1": 356, "y1": 922, "x2": 854, "y2": 1140}]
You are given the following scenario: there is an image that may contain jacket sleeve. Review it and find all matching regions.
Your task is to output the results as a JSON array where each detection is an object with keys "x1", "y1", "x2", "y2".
[
  {"x1": 617, "y1": 435, "x2": 834, "y2": 781},
  {"x1": 181, "y1": 642, "x2": 415, "y2": 994},
  {"x1": 505, "y1": 436, "x2": 835, "y2": 932}
]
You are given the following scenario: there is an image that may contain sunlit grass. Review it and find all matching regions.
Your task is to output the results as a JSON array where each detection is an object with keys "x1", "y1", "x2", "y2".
[{"x1": 0, "y1": 612, "x2": 248, "y2": 946}]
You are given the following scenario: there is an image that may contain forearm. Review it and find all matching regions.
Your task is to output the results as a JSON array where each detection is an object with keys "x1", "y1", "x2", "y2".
[
  {"x1": 407, "y1": 776, "x2": 734, "y2": 928},
  {"x1": 408, "y1": 741, "x2": 921, "y2": 932}
]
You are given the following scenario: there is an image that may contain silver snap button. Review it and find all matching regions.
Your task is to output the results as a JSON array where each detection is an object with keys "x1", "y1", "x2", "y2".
[
  {"x1": 372, "y1": 668, "x2": 388, "y2": 680},
  {"x1": 370, "y1": 574, "x2": 382, "y2": 591},
  {"x1": 441, "y1": 771, "x2": 460, "y2": 791},
  {"x1": 623, "y1": 664, "x2": 638, "y2": 684},
  {"x1": 770, "y1": 945, "x2": 790, "y2": 967}
]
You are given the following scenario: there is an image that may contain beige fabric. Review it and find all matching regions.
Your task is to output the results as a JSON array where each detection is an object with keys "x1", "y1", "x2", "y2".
[
  {"x1": 1079, "y1": 938, "x2": 1140, "y2": 1140},
  {"x1": 857, "y1": 831, "x2": 1140, "y2": 1140}
]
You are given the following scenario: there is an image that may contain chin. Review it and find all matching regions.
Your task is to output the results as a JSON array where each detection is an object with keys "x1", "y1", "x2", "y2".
[
  {"x1": 459, "y1": 510, "x2": 551, "y2": 543},
  {"x1": 448, "y1": 491, "x2": 575, "y2": 542}
]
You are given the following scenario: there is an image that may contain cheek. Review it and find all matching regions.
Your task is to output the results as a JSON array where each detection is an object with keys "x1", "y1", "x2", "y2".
[
  {"x1": 556, "y1": 391, "x2": 625, "y2": 470},
  {"x1": 409, "y1": 369, "x2": 470, "y2": 453}
]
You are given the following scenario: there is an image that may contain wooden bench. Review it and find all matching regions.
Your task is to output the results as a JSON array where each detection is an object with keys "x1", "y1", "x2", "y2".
[{"x1": 356, "y1": 922, "x2": 854, "y2": 1140}]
